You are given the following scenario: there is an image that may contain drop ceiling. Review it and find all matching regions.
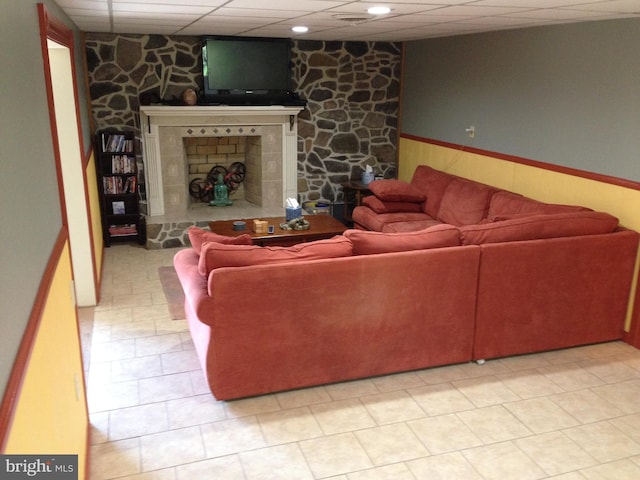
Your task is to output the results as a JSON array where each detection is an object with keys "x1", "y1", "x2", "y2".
[{"x1": 56, "y1": 0, "x2": 640, "y2": 41}]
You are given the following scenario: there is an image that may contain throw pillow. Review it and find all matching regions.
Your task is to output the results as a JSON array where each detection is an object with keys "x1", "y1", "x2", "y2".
[
  {"x1": 187, "y1": 226, "x2": 253, "y2": 255},
  {"x1": 362, "y1": 195, "x2": 423, "y2": 214},
  {"x1": 344, "y1": 224, "x2": 460, "y2": 255},
  {"x1": 198, "y1": 235, "x2": 353, "y2": 276},
  {"x1": 460, "y1": 211, "x2": 619, "y2": 245},
  {"x1": 368, "y1": 179, "x2": 426, "y2": 203}
]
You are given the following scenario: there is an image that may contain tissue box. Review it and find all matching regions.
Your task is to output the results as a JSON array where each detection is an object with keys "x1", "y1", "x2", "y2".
[
  {"x1": 252, "y1": 219, "x2": 268, "y2": 234},
  {"x1": 285, "y1": 206, "x2": 302, "y2": 221},
  {"x1": 361, "y1": 171, "x2": 375, "y2": 185}
]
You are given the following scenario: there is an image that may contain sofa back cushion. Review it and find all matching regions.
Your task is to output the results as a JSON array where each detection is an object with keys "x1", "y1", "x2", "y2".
[
  {"x1": 410, "y1": 165, "x2": 455, "y2": 217},
  {"x1": 344, "y1": 224, "x2": 461, "y2": 255},
  {"x1": 362, "y1": 195, "x2": 423, "y2": 214},
  {"x1": 460, "y1": 211, "x2": 619, "y2": 245},
  {"x1": 487, "y1": 191, "x2": 590, "y2": 218},
  {"x1": 368, "y1": 179, "x2": 426, "y2": 203},
  {"x1": 187, "y1": 226, "x2": 253, "y2": 255},
  {"x1": 437, "y1": 178, "x2": 498, "y2": 226},
  {"x1": 198, "y1": 235, "x2": 353, "y2": 276}
]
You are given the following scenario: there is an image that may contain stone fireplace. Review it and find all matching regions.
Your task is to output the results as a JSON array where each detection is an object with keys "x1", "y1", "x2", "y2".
[{"x1": 139, "y1": 106, "x2": 304, "y2": 218}]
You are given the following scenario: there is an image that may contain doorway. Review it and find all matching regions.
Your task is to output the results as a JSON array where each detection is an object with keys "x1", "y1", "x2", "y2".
[{"x1": 39, "y1": 4, "x2": 98, "y2": 306}]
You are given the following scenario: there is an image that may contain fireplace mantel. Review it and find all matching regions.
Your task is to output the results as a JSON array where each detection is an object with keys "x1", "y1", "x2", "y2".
[{"x1": 140, "y1": 105, "x2": 304, "y2": 217}]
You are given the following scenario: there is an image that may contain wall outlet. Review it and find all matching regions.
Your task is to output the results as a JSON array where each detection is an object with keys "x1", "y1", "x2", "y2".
[{"x1": 465, "y1": 125, "x2": 475, "y2": 138}]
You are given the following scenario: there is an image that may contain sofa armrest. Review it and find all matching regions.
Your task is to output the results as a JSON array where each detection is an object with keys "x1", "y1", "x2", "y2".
[{"x1": 173, "y1": 248, "x2": 216, "y2": 326}]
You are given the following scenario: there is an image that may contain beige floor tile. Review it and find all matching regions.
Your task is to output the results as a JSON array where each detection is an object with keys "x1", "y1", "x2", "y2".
[
  {"x1": 188, "y1": 370, "x2": 210, "y2": 395},
  {"x1": 200, "y1": 416, "x2": 267, "y2": 457},
  {"x1": 452, "y1": 375, "x2": 521, "y2": 407},
  {"x1": 515, "y1": 431, "x2": 597, "y2": 476},
  {"x1": 135, "y1": 333, "x2": 184, "y2": 357},
  {"x1": 132, "y1": 304, "x2": 174, "y2": 322},
  {"x1": 166, "y1": 394, "x2": 227, "y2": 429},
  {"x1": 300, "y1": 432, "x2": 374, "y2": 478},
  {"x1": 462, "y1": 441, "x2": 546, "y2": 480},
  {"x1": 138, "y1": 372, "x2": 194, "y2": 404},
  {"x1": 347, "y1": 462, "x2": 416, "y2": 480},
  {"x1": 563, "y1": 421, "x2": 640, "y2": 463},
  {"x1": 224, "y1": 393, "x2": 281, "y2": 418},
  {"x1": 110, "y1": 355, "x2": 163, "y2": 382},
  {"x1": 550, "y1": 473, "x2": 587, "y2": 480},
  {"x1": 140, "y1": 426, "x2": 205, "y2": 471},
  {"x1": 578, "y1": 357, "x2": 640, "y2": 384},
  {"x1": 109, "y1": 319, "x2": 157, "y2": 341},
  {"x1": 580, "y1": 458, "x2": 640, "y2": 479},
  {"x1": 408, "y1": 383, "x2": 476, "y2": 416},
  {"x1": 408, "y1": 413, "x2": 483, "y2": 454},
  {"x1": 609, "y1": 413, "x2": 640, "y2": 444},
  {"x1": 582, "y1": 341, "x2": 635, "y2": 358},
  {"x1": 370, "y1": 371, "x2": 425, "y2": 392},
  {"x1": 457, "y1": 405, "x2": 532, "y2": 443},
  {"x1": 540, "y1": 346, "x2": 594, "y2": 365},
  {"x1": 257, "y1": 406, "x2": 324, "y2": 445},
  {"x1": 591, "y1": 379, "x2": 640, "y2": 414},
  {"x1": 88, "y1": 379, "x2": 140, "y2": 413},
  {"x1": 275, "y1": 385, "x2": 332, "y2": 409},
  {"x1": 496, "y1": 368, "x2": 565, "y2": 399},
  {"x1": 360, "y1": 390, "x2": 427, "y2": 425},
  {"x1": 90, "y1": 412, "x2": 110, "y2": 445},
  {"x1": 160, "y1": 349, "x2": 200, "y2": 375},
  {"x1": 240, "y1": 443, "x2": 314, "y2": 480},
  {"x1": 406, "y1": 452, "x2": 483, "y2": 479},
  {"x1": 310, "y1": 398, "x2": 377, "y2": 435},
  {"x1": 325, "y1": 378, "x2": 380, "y2": 400},
  {"x1": 504, "y1": 397, "x2": 580, "y2": 433},
  {"x1": 416, "y1": 363, "x2": 478, "y2": 385},
  {"x1": 175, "y1": 456, "x2": 243, "y2": 480},
  {"x1": 355, "y1": 423, "x2": 429, "y2": 465},
  {"x1": 90, "y1": 438, "x2": 141, "y2": 480},
  {"x1": 91, "y1": 338, "x2": 136, "y2": 362},
  {"x1": 538, "y1": 363, "x2": 605, "y2": 391},
  {"x1": 154, "y1": 318, "x2": 189, "y2": 335},
  {"x1": 118, "y1": 468, "x2": 176, "y2": 480},
  {"x1": 549, "y1": 389, "x2": 624, "y2": 423},
  {"x1": 499, "y1": 352, "x2": 553, "y2": 371},
  {"x1": 109, "y1": 403, "x2": 169, "y2": 441},
  {"x1": 112, "y1": 292, "x2": 153, "y2": 309},
  {"x1": 94, "y1": 307, "x2": 133, "y2": 325}
]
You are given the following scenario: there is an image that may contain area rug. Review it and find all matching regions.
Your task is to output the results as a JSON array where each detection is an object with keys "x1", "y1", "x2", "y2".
[{"x1": 158, "y1": 266, "x2": 185, "y2": 320}]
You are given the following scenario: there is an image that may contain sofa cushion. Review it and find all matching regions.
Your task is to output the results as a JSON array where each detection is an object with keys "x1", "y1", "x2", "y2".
[
  {"x1": 187, "y1": 226, "x2": 253, "y2": 255},
  {"x1": 352, "y1": 206, "x2": 434, "y2": 232},
  {"x1": 487, "y1": 191, "x2": 590, "y2": 218},
  {"x1": 410, "y1": 165, "x2": 456, "y2": 218},
  {"x1": 362, "y1": 195, "x2": 423, "y2": 214},
  {"x1": 368, "y1": 179, "x2": 426, "y2": 203},
  {"x1": 460, "y1": 211, "x2": 619, "y2": 245},
  {"x1": 381, "y1": 220, "x2": 443, "y2": 233},
  {"x1": 437, "y1": 178, "x2": 498, "y2": 226},
  {"x1": 198, "y1": 235, "x2": 353, "y2": 276},
  {"x1": 344, "y1": 224, "x2": 460, "y2": 255}
]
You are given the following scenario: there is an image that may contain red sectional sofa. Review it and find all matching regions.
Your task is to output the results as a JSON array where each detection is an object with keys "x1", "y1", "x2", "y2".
[{"x1": 173, "y1": 165, "x2": 639, "y2": 400}]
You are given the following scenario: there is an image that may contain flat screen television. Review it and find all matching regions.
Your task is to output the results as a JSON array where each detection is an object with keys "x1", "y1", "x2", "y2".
[{"x1": 201, "y1": 36, "x2": 303, "y2": 105}]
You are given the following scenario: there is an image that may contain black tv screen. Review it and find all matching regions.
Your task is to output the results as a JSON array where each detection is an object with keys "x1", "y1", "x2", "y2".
[{"x1": 202, "y1": 36, "x2": 296, "y2": 104}]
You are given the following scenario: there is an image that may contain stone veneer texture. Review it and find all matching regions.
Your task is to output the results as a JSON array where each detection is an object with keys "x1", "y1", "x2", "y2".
[{"x1": 85, "y1": 34, "x2": 401, "y2": 207}]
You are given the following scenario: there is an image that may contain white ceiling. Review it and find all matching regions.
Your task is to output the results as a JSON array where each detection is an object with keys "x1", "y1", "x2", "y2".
[{"x1": 56, "y1": 0, "x2": 640, "y2": 41}]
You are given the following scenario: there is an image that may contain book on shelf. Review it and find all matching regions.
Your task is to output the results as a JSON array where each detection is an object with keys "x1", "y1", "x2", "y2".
[
  {"x1": 101, "y1": 133, "x2": 133, "y2": 153},
  {"x1": 111, "y1": 155, "x2": 135, "y2": 173},
  {"x1": 108, "y1": 224, "x2": 137, "y2": 236},
  {"x1": 112, "y1": 201, "x2": 125, "y2": 215}
]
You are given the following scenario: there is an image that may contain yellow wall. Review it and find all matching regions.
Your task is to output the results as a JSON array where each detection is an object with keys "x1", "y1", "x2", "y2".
[
  {"x1": 399, "y1": 136, "x2": 640, "y2": 331},
  {"x1": 4, "y1": 241, "x2": 88, "y2": 479},
  {"x1": 86, "y1": 152, "x2": 104, "y2": 283}
]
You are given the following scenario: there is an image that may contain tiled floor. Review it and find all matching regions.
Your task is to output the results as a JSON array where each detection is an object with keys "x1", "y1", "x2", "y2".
[{"x1": 84, "y1": 243, "x2": 640, "y2": 480}]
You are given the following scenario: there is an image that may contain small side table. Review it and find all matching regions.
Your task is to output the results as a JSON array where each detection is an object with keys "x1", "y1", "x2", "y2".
[{"x1": 341, "y1": 181, "x2": 372, "y2": 223}]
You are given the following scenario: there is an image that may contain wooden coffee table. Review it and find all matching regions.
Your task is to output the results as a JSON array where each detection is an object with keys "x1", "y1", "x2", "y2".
[{"x1": 208, "y1": 215, "x2": 347, "y2": 246}]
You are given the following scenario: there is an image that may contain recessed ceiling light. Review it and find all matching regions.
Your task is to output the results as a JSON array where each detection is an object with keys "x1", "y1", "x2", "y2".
[
  {"x1": 368, "y1": 6, "x2": 391, "y2": 15},
  {"x1": 292, "y1": 26, "x2": 309, "y2": 33}
]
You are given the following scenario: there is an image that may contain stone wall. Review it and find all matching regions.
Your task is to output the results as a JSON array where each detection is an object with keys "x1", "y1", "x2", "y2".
[{"x1": 84, "y1": 34, "x2": 401, "y2": 205}]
